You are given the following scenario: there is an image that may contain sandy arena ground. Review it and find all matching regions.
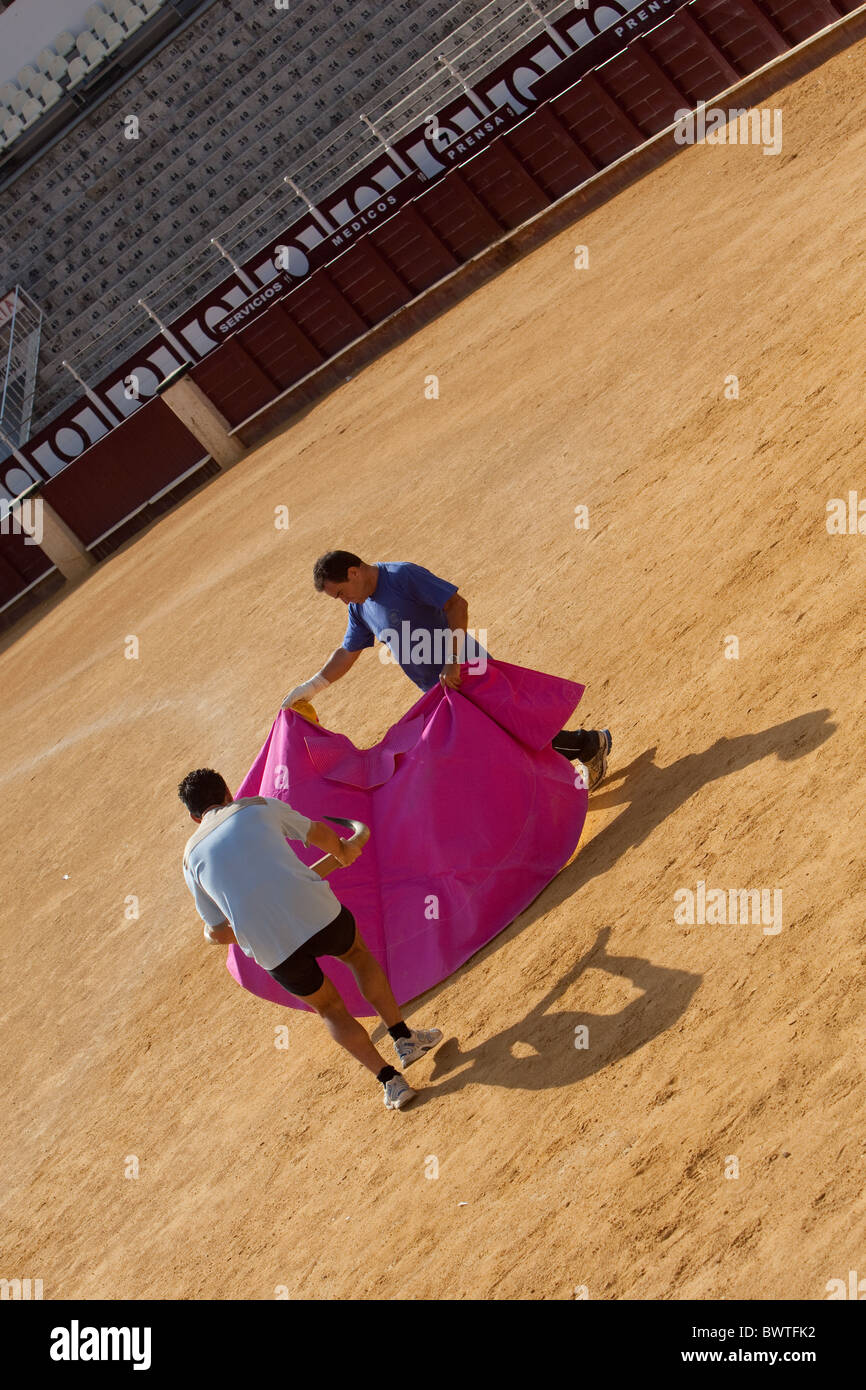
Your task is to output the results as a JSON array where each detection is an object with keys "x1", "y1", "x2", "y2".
[{"x1": 2, "y1": 38, "x2": 865, "y2": 1300}]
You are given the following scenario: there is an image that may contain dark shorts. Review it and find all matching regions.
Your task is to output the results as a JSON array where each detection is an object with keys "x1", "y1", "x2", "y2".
[{"x1": 266, "y1": 903, "x2": 357, "y2": 998}]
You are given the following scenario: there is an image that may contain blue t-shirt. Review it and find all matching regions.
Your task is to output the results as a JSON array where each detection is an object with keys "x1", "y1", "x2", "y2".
[{"x1": 342, "y1": 561, "x2": 485, "y2": 692}]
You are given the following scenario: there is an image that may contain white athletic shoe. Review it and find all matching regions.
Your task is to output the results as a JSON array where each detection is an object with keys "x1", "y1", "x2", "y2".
[
  {"x1": 586, "y1": 729, "x2": 612, "y2": 791},
  {"x1": 383, "y1": 1075, "x2": 417, "y2": 1110},
  {"x1": 394, "y1": 1027, "x2": 443, "y2": 1068}
]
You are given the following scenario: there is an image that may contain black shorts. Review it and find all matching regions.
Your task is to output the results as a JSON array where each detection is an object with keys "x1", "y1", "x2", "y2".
[{"x1": 266, "y1": 903, "x2": 357, "y2": 998}]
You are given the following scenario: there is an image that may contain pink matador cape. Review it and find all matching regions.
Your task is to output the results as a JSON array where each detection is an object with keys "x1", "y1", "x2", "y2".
[{"x1": 227, "y1": 658, "x2": 588, "y2": 1016}]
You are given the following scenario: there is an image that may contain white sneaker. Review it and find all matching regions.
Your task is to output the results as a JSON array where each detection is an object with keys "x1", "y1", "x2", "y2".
[
  {"x1": 394, "y1": 1026, "x2": 443, "y2": 1067},
  {"x1": 586, "y1": 729, "x2": 612, "y2": 791},
  {"x1": 383, "y1": 1075, "x2": 417, "y2": 1109}
]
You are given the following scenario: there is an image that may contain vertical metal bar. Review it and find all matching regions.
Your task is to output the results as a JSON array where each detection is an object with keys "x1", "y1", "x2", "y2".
[{"x1": 0, "y1": 286, "x2": 21, "y2": 429}]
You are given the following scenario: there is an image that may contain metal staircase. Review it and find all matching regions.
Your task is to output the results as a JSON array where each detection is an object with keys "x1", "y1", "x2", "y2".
[{"x1": 0, "y1": 284, "x2": 43, "y2": 448}]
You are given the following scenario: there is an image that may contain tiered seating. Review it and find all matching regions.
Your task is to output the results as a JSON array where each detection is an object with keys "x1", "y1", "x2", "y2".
[
  {"x1": 0, "y1": 1, "x2": 170, "y2": 144},
  {"x1": 1, "y1": 0, "x2": 564, "y2": 428}
]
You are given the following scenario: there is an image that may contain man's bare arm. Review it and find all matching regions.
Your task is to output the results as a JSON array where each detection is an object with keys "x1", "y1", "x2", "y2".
[
  {"x1": 443, "y1": 593, "x2": 469, "y2": 656},
  {"x1": 441, "y1": 592, "x2": 470, "y2": 687},
  {"x1": 320, "y1": 646, "x2": 363, "y2": 683},
  {"x1": 281, "y1": 647, "x2": 362, "y2": 709},
  {"x1": 305, "y1": 819, "x2": 363, "y2": 869}
]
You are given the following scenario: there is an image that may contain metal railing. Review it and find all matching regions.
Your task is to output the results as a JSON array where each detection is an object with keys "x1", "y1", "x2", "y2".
[
  {"x1": 22, "y1": 0, "x2": 575, "y2": 438},
  {"x1": 0, "y1": 285, "x2": 43, "y2": 447}
]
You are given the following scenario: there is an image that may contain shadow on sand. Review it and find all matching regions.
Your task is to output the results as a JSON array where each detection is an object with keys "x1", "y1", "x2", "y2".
[{"x1": 388, "y1": 708, "x2": 835, "y2": 1098}]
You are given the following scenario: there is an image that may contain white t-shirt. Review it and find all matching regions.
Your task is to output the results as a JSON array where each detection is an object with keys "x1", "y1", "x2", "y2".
[{"x1": 182, "y1": 796, "x2": 341, "y2": 969}]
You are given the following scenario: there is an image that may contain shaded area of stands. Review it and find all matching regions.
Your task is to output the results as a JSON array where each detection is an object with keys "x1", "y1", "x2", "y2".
[{"x1": 1, "y1": 0, "x2": 862, "y2": 629}]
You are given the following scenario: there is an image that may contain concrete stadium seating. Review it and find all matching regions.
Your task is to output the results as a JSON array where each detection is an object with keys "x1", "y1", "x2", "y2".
[
  {"x1": 0, "y1": 2, "x2": 170, "y2": 150},
  {"x1": 117, "y1": 4, "x2": 149, "y2": 36},
  {"x1": 1, "y1": 0, "x2": 561, "y2": 428},
  {"x1": 27, "y1": 72, "x2": 63, "y2": 106},
  {"x1": 87, "y1": 11, "x2": 128, "y2": 55},
  {"x1": 53, "y1": 33, "x2": 78, "y2": 58},
  {"x1": 37, "y1": 47, "x2": 69, "y2": 81},
  {"x1": 1, "y1": 113, "x2": 24, "y2": 146}
]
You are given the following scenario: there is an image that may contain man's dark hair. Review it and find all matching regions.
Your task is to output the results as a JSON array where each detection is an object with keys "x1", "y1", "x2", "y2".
[
  {"x1": 178, "y1": 768, "x2": 230, "y2": 816},
  {"x1": 313, "y1": 550, "x2": 362, "y2": 591}
]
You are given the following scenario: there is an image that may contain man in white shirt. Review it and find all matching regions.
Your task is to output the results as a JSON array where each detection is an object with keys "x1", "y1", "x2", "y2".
[{"x1": 179, "y1": 767, "x2": 442, "y2": 1110}]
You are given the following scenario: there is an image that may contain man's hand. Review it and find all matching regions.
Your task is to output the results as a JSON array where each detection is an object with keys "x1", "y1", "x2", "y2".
[
  {"x1": 337, "y1": 840, "x2": 363, "y2": 868},
  {"x1": 281, "y1": 677, "x2": 324, "y2": 711},
  {"x1": 440, "y1": 662, "x2": 462, "y2": 690},
  {"x1": 306, "y1": 818, "x2": 365, "y2": 868},
  {"x1": 280, "y1": 668, "x2": 334, "y2": 711},
  {"x1": 281, "y1": 649, "x2": 364, "y2": 709},
  {"x1": 204, "y1": 921, "x2": 237, "y2": 946}
]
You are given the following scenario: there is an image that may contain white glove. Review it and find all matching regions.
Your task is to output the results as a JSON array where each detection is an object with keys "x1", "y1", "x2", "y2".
[{"x1": 280, "y1": 671, "x2": 330, "y2": 710}]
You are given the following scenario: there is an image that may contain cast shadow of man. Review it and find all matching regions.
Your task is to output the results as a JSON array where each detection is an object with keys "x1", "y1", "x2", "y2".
[
  {"x1": 406, "y1": 708, "x2": 835, "y2": 1098},
  {"x1": 425, "y1": 924, "x2": 700, "y2": 1095},
  {"x1": 555, "y1": 707, "x2": 836, "y2": 900}
]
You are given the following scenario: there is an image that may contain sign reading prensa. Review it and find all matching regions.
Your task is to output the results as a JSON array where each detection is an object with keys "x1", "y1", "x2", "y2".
[{"x1": 12, "y1": 0, "x2": 696, "y2": 490}]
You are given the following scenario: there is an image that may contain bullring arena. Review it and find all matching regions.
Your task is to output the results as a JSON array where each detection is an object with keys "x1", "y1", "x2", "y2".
[{"x1": 1, "y1": 0, "x2": 865, "y2": 1309}]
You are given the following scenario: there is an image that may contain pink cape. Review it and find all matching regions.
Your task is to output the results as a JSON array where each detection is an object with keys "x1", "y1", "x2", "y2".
[{"x1": 226, "y1": 659, "x2": 588, "y2": 1016}]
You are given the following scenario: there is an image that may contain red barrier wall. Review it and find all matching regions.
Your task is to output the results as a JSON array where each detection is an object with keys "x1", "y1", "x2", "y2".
[
  {"x1": 40, "y1": 397, "x2": 209, "y2": 547},
  {"x1": 0, "y1": 524, "x2": 53, "y2": 610},
  {"x1": 2, "y1": 0, "x2": 859, "y2": 617},
  {"x1": 412, "y1": 173, "x2": 505, "y2": 260},
  {"x1": 236, "y1": 306, "x2": 325, "y2": 391},
  {"x1": 190, "y1": 339, "x2": 280, "y2": 430},
  {"x1": 369, "y1": 206, "x2": 461, "y2": 294},
  {"x1": 67, "y1": 0, "x2": 866, "y2": 450}
]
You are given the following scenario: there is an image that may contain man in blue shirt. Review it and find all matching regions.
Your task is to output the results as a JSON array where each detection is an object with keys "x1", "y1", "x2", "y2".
[{"x1": 281, "y1": 551, "x2": 612, "y2": 786}]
